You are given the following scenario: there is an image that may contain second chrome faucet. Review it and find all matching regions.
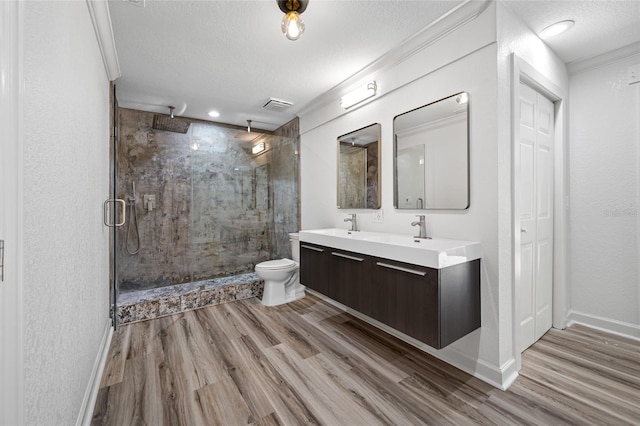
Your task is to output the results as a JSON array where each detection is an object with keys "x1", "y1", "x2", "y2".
[
  {"x1": 411, "y1": 215, "x2": 429, "y2": 239},
  {"x1": 344, "y1": 213, "x2": 358, "y2": 232}
]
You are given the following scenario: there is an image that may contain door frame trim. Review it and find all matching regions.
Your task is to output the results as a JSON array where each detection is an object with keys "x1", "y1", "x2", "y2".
[
  {"x1": 511, "y1": 54, "x2": 569, "y2": 368},
  {"x1": 0, "y1": 1, "x2": 25, "y2": 424}
]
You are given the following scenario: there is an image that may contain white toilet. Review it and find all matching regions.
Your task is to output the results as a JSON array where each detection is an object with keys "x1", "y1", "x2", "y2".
[{"x1": 255, "y1": 233, "x2": 306, "y2": 306}]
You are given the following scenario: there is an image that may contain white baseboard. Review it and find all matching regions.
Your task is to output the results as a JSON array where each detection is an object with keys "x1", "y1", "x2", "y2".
[
  {"x1": 76, "y1": 319, "x2": 114, "y2": 426},
  {"x1": 566, "y1": 310, "x2": 640, "y2": 341},
  {"x1": 307, "y1": 290, "x2": 515, "y2": 390}
]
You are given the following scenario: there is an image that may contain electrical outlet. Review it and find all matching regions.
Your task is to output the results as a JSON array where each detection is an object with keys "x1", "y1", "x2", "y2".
[{"x1": 372, "y1": 209, "x2": 384, "y2": 223}]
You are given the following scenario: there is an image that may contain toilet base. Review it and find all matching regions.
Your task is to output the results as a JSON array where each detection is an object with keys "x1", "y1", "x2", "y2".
[{"x1": 261, "y1": 280, "x2": 306, "y2": 307}]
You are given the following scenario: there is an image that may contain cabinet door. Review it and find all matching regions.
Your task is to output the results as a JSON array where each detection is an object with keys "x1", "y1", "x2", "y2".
[
  {"x1": 299, "y1": 243, "x2": 329, "y2": 295},
  {"x1": 328, "y1": 249, "x2": 370, "y2": 311},
  {"x1": 374, "y1": 259, "x2": 439, "y2": 348}
]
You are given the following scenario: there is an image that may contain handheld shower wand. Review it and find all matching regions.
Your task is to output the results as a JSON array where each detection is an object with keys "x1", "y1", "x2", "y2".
[{"x1": 126, "y1": 181, "x2": 140, "y2": 255}]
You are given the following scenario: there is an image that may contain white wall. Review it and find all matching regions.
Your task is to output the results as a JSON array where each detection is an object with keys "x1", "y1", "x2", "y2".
[
  {"x1": 300, "y1": 4, "x2": 513, "y2": 387},
  {"x1": 23, "y1": 1, "x2": 111, "y2": 424},
  {"x1": 568, "y1": 50, "x2": 640, "y2": 337}
]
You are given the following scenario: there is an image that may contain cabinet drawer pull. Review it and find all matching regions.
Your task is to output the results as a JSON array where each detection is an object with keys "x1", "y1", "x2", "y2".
[
  {"x1": 301, "y1": 244, "x2": 324, "y2": 252},
  {"x1": 376, "y1": 262, "x2": 426, "y2": 276},
  {"x1": 331, "y1": 252, "x2": 364, "y2": 262}
]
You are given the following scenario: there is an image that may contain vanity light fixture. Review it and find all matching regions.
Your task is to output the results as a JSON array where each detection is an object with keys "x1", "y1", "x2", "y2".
[
  {"x1": 252, "y1": 142, "x2": 266, "y2": 155},
  {"x1": 208, "y1": 110, "x2": 220, "y2": 118},
  {"x1": 277, "y1": 0, "x2": 308, "y2": 41},
  {"x1": 540, "y1": 20, "x2": 575, "y2": 39},
  {"x1": 340, "y1": 81, "x2": 377, "y2": 109}
]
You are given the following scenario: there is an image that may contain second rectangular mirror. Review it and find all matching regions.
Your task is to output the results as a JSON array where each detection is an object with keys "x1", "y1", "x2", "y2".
[
  {"x1": 394, "y1": 92, "x2": 469, "y2": 210},
  {"x1": 337, "y1": 123, "x2": 381, "y2": 209}
]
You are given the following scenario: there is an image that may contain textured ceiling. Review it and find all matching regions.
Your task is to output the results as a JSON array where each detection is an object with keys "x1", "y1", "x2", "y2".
[
  {"x1": 109, "y1": 0, "x2": 464, "y2": 130},
  {"x1": 505, "y1": 0, "x2": 640, "y2": 64},
  {"x1": 109, "y1": 0, "x2": 640, "y2": 131}
]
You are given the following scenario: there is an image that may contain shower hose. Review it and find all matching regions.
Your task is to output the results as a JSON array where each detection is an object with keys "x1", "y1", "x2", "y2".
[{"x1": 126, "y1": 187, "x2": 140, "y2": 255}]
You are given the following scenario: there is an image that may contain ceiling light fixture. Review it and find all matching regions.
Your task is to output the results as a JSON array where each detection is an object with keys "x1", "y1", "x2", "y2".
[
  {"x1": 277, "y1": 0, "x2": 308, "y2": 41},
  {"x1": 247, "y1": 119, "x2": 252, "y2": 133},
  {"x1": 340, "y1": 81, "x2": 377, "y2": 109},
  {"x1": 540, "y1": 20, "x2": 575, "y2": 39},
  {"x1": 208, "y1": 110, "x2": 220, "y2": 118}
]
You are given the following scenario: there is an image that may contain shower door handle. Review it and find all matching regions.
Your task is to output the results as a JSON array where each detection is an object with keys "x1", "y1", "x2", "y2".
[{"x1": 103, "y1": 199, "x2": 126, "y2": 227}]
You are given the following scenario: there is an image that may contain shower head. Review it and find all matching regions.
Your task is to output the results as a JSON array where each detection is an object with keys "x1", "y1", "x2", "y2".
[
  {"x1": 152, "y1": 115, "x2": 190, "y2": 133},
  {"x1": 152, "y1": 107, "x2": 191, "y2": 133}
]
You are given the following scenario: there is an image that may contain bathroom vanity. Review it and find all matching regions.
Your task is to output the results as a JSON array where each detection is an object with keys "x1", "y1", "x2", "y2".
[{"x1": 299, "y1": 229, "x2": 481, "y2": 349}]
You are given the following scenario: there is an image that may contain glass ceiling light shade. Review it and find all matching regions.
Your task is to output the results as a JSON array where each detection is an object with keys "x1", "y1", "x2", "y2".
[
  {"x1": 282, "y1": 11, "x2": 305, "y2": 40},
  {"x1": 540, "y1": 20, "x2": 575, "y2": 39},
  {"x1": 277, "y1": 0, "x2": 308, "y2": 41}
]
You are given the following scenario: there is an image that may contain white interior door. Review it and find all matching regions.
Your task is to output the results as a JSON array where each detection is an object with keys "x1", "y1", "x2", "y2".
[{"x1": 517, "y1": 83, "x2": 555, "y2": 352}]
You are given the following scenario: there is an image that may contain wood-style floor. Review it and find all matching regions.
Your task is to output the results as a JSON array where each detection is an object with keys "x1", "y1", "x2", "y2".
[{"x1": 92, "y1": 294, "x2": 640, "y2": 425}]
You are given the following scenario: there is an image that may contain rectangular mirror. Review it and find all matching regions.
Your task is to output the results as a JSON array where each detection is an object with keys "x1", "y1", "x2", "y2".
[
  {"x1": 394, "y1": 92, "x2": 469, "y2": 210},
  {"x1": 337, "y1": 123, "x2": 381, "y2": 209}
]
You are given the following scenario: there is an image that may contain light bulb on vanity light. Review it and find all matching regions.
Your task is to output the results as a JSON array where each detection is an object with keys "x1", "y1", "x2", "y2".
[
  {"x1": 252, "y1": 142, "x2": 266, "y2": 155},
  {"x1": 340, "y1": 81, "x2": 377, "y2": 109}
]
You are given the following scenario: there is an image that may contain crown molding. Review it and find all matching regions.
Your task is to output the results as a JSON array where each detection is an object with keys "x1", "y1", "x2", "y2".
[
  {"x1": 86, "y1": 0, "x2": 121, "y2": 81},
  {"x1": 568, "y1": 42, "x2": 640, "y2": 75}
]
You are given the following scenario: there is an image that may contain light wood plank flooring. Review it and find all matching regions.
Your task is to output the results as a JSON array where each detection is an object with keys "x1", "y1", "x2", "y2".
[{"x1": 92, "y1": 294, "x2": 640, "y2": 425}]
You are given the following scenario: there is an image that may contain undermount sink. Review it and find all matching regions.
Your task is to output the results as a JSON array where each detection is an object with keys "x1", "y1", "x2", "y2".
[{"x1": 298, "y1": 228, "x2": 481, "y2": 269}]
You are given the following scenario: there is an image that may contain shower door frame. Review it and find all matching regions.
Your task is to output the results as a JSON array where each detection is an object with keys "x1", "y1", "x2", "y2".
[{"x1": 109, "y1": 84, "x2": 120, "y2": 329}]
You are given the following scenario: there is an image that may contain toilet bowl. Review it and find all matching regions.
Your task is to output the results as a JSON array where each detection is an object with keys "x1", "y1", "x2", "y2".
[{"x1": 255, "y1": 233, "x2": 306, "y2": 306}]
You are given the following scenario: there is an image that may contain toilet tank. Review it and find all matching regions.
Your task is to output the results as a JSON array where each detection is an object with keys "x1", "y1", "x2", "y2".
[{"x1": 289, "y1": 233, "x2": 300, "y2": 262}]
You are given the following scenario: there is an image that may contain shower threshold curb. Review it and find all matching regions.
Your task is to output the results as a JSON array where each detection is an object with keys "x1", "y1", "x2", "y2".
[{"x1": 116, "y1": 273, "x2": 264, "y2": 325}]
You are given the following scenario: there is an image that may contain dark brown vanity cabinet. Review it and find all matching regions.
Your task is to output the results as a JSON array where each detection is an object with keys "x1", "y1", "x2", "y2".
[
  {"x1": 299, "y1": 242, "x2": 330, "y2": 295},
  {"x1": 299, "y1": 242, "x2": 481, "y2": 350},
  {"x1": 328, "y1": 249, "x2": 372, "y2": 312},
  {"x1": 373, "y1": 259, "x2": 440, "y2": 348}
]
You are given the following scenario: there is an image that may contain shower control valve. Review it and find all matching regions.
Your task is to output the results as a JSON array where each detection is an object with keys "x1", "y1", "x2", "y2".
[{"x1": 143, "y1": 194, "x2": 156, "y2": 212}]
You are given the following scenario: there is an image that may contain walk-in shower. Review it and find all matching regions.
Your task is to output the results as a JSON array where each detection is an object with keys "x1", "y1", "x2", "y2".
[{"x1": 114, "y1": 108, "x2": 299, "y2": 318}]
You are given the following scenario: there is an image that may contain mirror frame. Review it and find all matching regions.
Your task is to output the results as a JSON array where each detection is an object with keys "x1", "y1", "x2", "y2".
[
  {"x1": 337, "y1": 123, "x2": 382, "y2": 210},
  {"x1": 393, "y1": 92, "x2": 470, "y2": 210}
]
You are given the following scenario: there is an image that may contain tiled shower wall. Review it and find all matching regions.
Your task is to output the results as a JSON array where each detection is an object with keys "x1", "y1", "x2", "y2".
[{"x1": 117, "y1": 108, "x2": 299, "y2": 293}]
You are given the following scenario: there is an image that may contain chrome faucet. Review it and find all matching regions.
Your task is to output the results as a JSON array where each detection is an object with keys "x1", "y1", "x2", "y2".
[
  {"x1": 411, "y1": 215, "x2": 429, "y2": 239},
  {"x1": 344, "y1": 213, "x2": 358, "y2": 232}
]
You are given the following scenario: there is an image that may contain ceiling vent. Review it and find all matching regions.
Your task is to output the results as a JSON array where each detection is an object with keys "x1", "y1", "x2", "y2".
[{"x1": 262, "y1": 98, "x2": 293, "y2": 112}]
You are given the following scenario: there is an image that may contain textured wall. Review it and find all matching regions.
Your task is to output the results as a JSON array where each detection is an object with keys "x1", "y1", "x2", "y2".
[
  {"x1": 23, "y1": 1, "x2": 111, "y2": 424},
  {"x1": 569, "y1": 53, "x2": 640, "y2": 328},
  {"x1": 117, "y1": 110, "x2": 299, "y2": 292}
]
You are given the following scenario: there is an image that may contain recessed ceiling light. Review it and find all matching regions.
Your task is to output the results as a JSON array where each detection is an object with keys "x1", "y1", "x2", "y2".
[
  {"x1": 208, "y1": 110, "x2": 220, "y2": 118},
  {"x1": 540, "y1": 20, "x2": 575, "y2": 39}
]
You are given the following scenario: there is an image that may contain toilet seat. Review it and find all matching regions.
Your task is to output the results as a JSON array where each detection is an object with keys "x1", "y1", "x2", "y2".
[{"x1": 256, "y1": 259, "x2": 297, "y2": 270}]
